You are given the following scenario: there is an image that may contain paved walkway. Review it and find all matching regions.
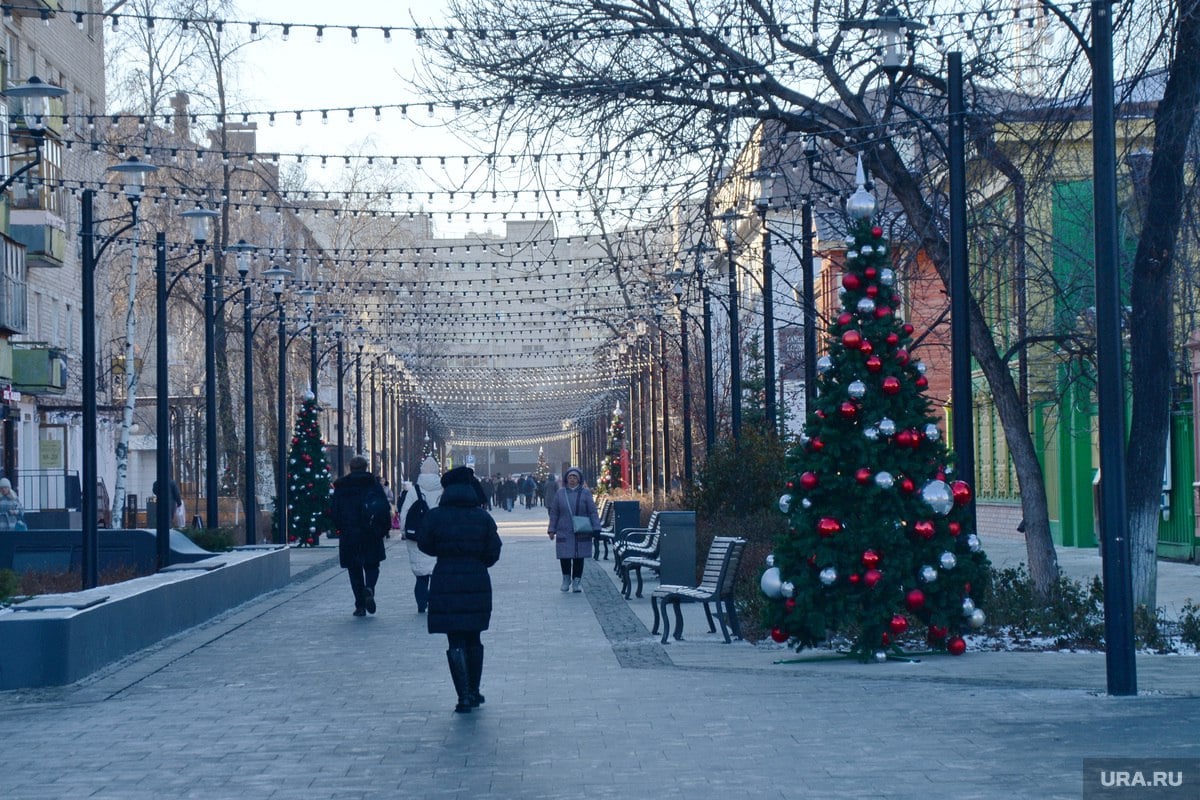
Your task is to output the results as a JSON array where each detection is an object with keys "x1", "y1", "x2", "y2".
[{"x1": 1, "y1": 504, "x2": 1199, "y2": 799}]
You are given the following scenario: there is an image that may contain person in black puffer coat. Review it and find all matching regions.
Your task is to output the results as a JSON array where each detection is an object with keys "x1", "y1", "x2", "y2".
[
  {"x1": 332, "y1": 454, "x2": 391, "y2": 617},
  {"x1": 417, "y1": 465, "x2": 502, "y2": 713}
]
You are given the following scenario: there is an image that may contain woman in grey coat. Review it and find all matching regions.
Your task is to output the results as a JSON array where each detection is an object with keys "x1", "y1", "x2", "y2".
[{"x1": 546, "y1": 467, "x2": 601, "y2": 593}]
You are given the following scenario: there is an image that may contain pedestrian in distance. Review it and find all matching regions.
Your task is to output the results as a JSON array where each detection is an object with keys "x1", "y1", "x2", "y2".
[
  {"x1": 399, "y1": 455, "x2": 442, "y2": 613},
  {"x1": 547, "y1": 467, "x2": 601, "y2": 593},
  {"x1": 417, "y1": 465, "x2": 502, "y2": 713},
  {"x1": 0, "y1": 478, "x2": 25, "y2": 531},
  {"x1": 331, "y1": 454, "x2": 391, "y2": 617}
]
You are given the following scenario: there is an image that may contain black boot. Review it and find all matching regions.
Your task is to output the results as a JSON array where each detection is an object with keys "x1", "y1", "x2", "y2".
[
  {"x1": 465, "y1": 645, "x2": 485, "y2": 707},
  {"x1": 446, "y1": 649, "x2": 472, "y2": 713}
]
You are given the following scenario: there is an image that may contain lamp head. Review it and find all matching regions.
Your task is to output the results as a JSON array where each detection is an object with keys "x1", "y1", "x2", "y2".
[
  {"x1": 262, "y1": 265, "x2": 293, "y2": 297},
  {"x1": 180, "y1": 205, "x2": 219, "y2": 243},
  {"x1": 108, "y1": 156, "x2": 159, "y2": 204},
  {"x1": 227, "y1": 239, "x2": 257, "y2": 277}
]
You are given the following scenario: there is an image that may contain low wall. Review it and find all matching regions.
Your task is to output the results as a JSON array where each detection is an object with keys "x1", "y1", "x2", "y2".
[{"x1": 0, "y1": 544, "x2": 289, "y2": 690}]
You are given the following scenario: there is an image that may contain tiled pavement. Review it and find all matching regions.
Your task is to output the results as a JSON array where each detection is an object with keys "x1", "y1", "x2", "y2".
[{"x1": 1, "y1": 504, "x2": 1199, "y2": 799}]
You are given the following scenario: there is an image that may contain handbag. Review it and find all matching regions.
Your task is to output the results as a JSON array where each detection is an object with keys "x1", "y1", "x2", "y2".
[{"x1": 571, "y1": 492, "x2": 592, "y2": 535}]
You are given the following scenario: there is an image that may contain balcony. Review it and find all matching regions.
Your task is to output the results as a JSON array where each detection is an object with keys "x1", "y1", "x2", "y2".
[
  {"x1": 9, "y1": 210, "x2": 66, "y2": 268},
  {"x1": 0, "y1": 233, "x2": 28, "y2": 334},
  {"x1": 12, "y1": 345, "x2": 67, "y2": 394}
]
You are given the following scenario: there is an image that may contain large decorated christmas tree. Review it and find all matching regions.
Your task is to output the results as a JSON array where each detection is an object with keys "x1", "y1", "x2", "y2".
[
  {"x1": 286, "y1": 393, "x2": 334, "y2": 547},
  {"x1": 598, "y1": 403, "x2": 626, "y2": 493},
  {"x1": 535, "y1": 446, "x2": 551, "y2": 482},
  {"x1": 763, "y1": 162, "x2": 990, "y2": 661}
]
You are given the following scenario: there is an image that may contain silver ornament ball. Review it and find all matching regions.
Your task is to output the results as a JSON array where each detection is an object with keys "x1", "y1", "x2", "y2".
[
  {"x1": 857, "y1": 297, "x2": 877, "y2": 315},
  {"x1": 969, "y1": 608, "x2": 986, "y2": 628},
  {"x1": 874, "y1": 470, "x2": 895, "y2": 489},
  {"x1": 924, "y1": 424, "x2": 941, "y2": 442},
  {"x1": 760, "y1": 567, "x2": 783, "y2": 599},
  {"x1": 921, "y1": 480, "x2": 954, "y2": 515},
  {"x1": 920, "y1": 565, "x2": 938, "y2": 583},
  {"x1": 962, "y1": 597, "x2": 976, "y2": 616},
  {"x1": 819, "y1": 567, "x2": 838, "y2": 586},
  {"x1": 878, "y1": 418, "x2": 896, "y2": 436},
  {"x1": 939, "y1": 551, "x2": 958, "y2": 570},
  {"x1": 848, "y1": 380, "x2": 867, "y2": 399},
  {"x1": 779, "y1": 494, "x2": 793, "y2": 514},
  {"x1": 781, "y1": 581, "x2": 795, "y2": 598},
  {"x1": 880, "y1": 268, "x2": 896, "y2": 286}
]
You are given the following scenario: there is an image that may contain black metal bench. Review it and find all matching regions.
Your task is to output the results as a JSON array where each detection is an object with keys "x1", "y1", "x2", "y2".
[
  {"x1": 651, "y1": 536, "x2": 747, "y2": 644},
  {"x1": 592, "y1": 500, "x2": 616, "y2": 560},
  {"x1": 612, "y1": 510, "x2": 660, "y2": 575}
]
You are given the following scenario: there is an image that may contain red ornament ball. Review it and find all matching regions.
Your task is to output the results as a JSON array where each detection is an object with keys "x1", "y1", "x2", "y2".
[
  {"x1": 865, "y1": 284, "x2": 879, "y2": 298},
  {"x1": 871, "y1": 225, "x2": 883, "y2": 237},
  {"x1": 799, "y1": 471, "x2": 819, "y2": 490},
  {"x1": 907, "y1": 429, "x2": 923, "y2": 449},
  {"x1": 841, "y1": 330, "x2": 863, "y2": 350},
  {"x1": 895, "y1": 348, "x2": 910, "y2": 365},
  {"x1": 913, "y1": 520, "x2": 936, "y2": 539},
  {"x1": 837, "y1": 311, "x2": 853, "y2": 326},
  {"x1": 810, "y1": 437, "x2": 825, "y2": 452},
  {"x1": 859, "y1": 339, "x2": 874, "y2": 356},
  {"x1": 785, "y1": 598, "x2": 796, "y2": 611},
  {"x1": 889, "y1": 614, "x2": 909, "y2": 635},
  {"x1": 927, "y1": 624, "x2": 948, "y2": 641},
  {"x1": 900, "y1": 478, "x2": 916, "y2": 493},
  {"x1": 865, "y1": 355, "x2": 882, "y2": 373},
  {"x1": 951, "y1": 480, "x2": 973, "y2": 506},
  {"x1": 842, "y1": 272, "x2": 862, "y2": 291},
  {"x1": 865, "y1": 266, "x2": 878, "y2": 279},
  {"x1": 948, "y1": 522, "x2": 962, "y2": 536},
  {"x1": 874, "y1": 306, "x2": 892, "y2": 320},
  {"x1": 864, "y1": 568, "x2": 882, "y2": 587},
  {"x1": 848, "y1": 573, "x2": 862, "y2": 585},
  {"x1": 886, "y1": 333, "x2": 900, "y2": 346},
  {"x1": 861, "y1": 549, "x2": 880, "y2": 568},
  {"x1": 906, "y1": 589, "x2": 926, "y2": 611},
  {"x1": 903, "y1": 323, "x2": 915, "y2": 335},
  {"x1": 770, "y1": 627, "x2": 789, "y2": 643},
  {"x1": 839, "y1": 401, "x2": 858, "y2": 419},
  {"x1": 882, "y1": 376, "x2": 901, "y2": 395},
  {"x1": 915, "y1": 376, "x2": 929, "y2": 390},
  {"x1": 895, "y1": 430, "x2": 913, "y2": 448},
  {"x1": 947, "y1": 637, "x2": 967, "y2": 656},
  {"x1": 816, "y1": 517, "x2": 841, "y2": 537},
  {"x1": 855, "y1": 468, "x2": 873, "y2": 485}
]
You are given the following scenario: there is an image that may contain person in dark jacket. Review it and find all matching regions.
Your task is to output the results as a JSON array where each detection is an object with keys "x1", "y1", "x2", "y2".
[
  {"x1": 331, "y1": 454, "x2": 391, "y2": 617},
  {"x1": 547, "y1": 466, "x2": 602, "y2": 593},
  {"x1": 417, "y1": 465, "x2": 502, "y2": 713}
]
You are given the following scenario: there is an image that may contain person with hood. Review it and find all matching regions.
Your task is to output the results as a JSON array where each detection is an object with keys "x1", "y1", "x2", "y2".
[
  {"x1": 331, "y1": 454, "x2": 391, "y2": 617},
  {"x1": 417, "y1": 465, "x2": 502, "y2": 714},
  {"x1": 0, "y1": 478, "x2": 24, "y2": 531},
  {"x1": 399, "y1": 456, "x2": 442, "y2": 613},
  {"x1": 546, "y1": 466, "x2": 601, "y2": 593}
]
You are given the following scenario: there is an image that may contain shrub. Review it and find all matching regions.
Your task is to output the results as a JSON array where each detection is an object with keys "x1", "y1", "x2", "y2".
[
  {"x1": 183, "y1": 526, "x2": 237, "y2": 552},
  {"x1": 1179, "y1": 600, "x2": 1200, "y2": 649},
  {"x1": 0, "y1": 568, "x2": 19, "y2": 603},
  {"x1": 981, "y1": 565, "x2": 1106, "y2": 648},
  {"x1": 689, "y1": 428, "x2": 789, "y2": 518},
  {"x1": 17, "y1": 564, "x2": 142, "y2": 595}
]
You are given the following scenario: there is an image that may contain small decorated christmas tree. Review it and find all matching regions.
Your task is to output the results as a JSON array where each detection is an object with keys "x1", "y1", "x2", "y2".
[
  {"x1": 763, "y1": 160, "x2": 990, "y2": 661},
  {"x1": 535, "y1": 447, "x2": 551, "y2": 482},
  {"x1": 599, "y1": 403, "x2": 626, "y2": 493},
  {"x1": 286, "y1": 393, "x2": 334, "y2": 547}
]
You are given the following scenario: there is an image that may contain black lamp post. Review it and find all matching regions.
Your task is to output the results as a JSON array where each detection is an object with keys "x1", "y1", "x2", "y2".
[
  {"x1": 180, "y1": 206, "x2": 221, "y2": 530},
  {"x1": 354, "y1": 326, "x2": 366, "y2": 453},
  {"x1": 697, "y1": 246, "x2": 716, "y2": 450},
  {"x1": 752, "y1": 168, "x2": 778, "y2": 434},
  {"x1": 671, "y1": 269, "x2": 694, "y2": 485},
  {"x1": 263, "y1": 265, "x2": 292, "y2": 544},
  {"x1": 718, "y1": 209, "x2": 744, "y2": 441},
  {"x1": 298, "y1": 287, "x2": 319, "y2": 395},
  {"x1": 329, "y1": 310, "x2": 346, "y2": 476},
  {"x1": 81, "y1": 156, "x2": 158, "y2": 589},
  {"x1": 227, "y1": 240, "x2": 259, "y2": 545}
]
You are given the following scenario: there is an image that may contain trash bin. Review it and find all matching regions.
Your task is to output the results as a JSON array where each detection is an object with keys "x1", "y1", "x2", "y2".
[{"x1": 657, "y1": 511, "x2": 696, "y2": 586}]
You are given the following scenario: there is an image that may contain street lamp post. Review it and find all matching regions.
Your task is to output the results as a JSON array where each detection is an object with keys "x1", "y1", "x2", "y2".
[
  {"x1": 753, "y1": 169, "x2": 778, "y2": 434},
  {"x1": 699, "y1": 249, "x2": 716, "y2": 450},
  {"x1": 719, "y1": 209, "x2": 744, "y2": 441},
  {"x1": 181, "y1": 206, "x2": 222, "y2": 531},
  {"x1": 355, "y1": 327, "x2": 366, "y2": 453},
  {"x1": 227, "y1": 240, "x2": 259, "y2": 545},
  {"x1": 671, "y1": 270, "x2": 694, "y2": 485},
  {"x1": 330, "y1": 311, "x2": 346, "y2": 476},
  {"x1": 264, "y1": 265, "x2": 292, "y2": 544},
  {"x1": 299, "y1": 288, "x2": 319, "y2": 395},
  {"x1": 82, "y1": 156, "x2": 158, "y2": 589}
]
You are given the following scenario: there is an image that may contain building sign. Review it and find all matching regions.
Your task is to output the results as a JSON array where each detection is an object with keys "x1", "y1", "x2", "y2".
[{"x1": 39, "y1": 438, "x2": 63, "y2": 469}]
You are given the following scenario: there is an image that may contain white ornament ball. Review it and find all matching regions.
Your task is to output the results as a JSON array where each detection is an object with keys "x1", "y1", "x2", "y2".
[
  {"x1": 880, "y1": 268, "x2": 896, "y2": 286},
  {"x1": 969, "y1": 608, "x2": 986, "y2": 628},
  {"x1": 846, "y1": 251, "x2": 858, "y2": 261},
  {"x1": 801, "y1": 498, "x2": 812, "y2": 509},
  {"x1": 873, "y1": 650, "x2": 888, "y2": 663},
  {"x1": 924, "y1": 424, "x2": 941, "y2": 442},
  {"x1": 916, "y1": 361, "x2": 927, "y2": 374},
  {"x1": 845, "y1": 236, "x2": 857, "y2": 247},
  {"x1": 860, "y1": 244, "x2": 874, "y2": 255},
  {"x1": 874, "y1": 471, "x2": 895, "y2": 489},
  {"x1": 819, "y1": 567, "x2": 837, "y2": 586},
  {"x1": 864, "y1": 426, "x2": 879, "y2": 441},
  {"x1": 962, "y1": 597, "x2": 976, "y2": 616},
  {"x1": 878, "y1": 245, "x2": 888, "y2": 255},
  {"x1": 878, "y1": 418, "x2": 896, "y2": 436},
  {"x1": 967, "y1": 534, "x2": 982, "y2": 553},
  {"x1": 920, "y1": 565, "x2": 938, "y2": 583},
  {"x1": 309, "y1": 526, "x2": 317, "y2": 534},
  {"x1": 779, "y1": 494, "x2": 793, "y2": 514},
  {"x1": 921, "y1": 480, "x2": 954, "y2": 515},
  {"x1": 857, "y1": 297, "x2": 876, "y2": 315},
  {"x1": 939, "y1": 552, "x2": 958, "y2": 570},
  {"x1": 817, "y1": 356, "x2": 833, "y2": 374},
  {"x1": 765, "y1": 554, "x2": 776, "y2": 567},
  {"x1": 781, "y1": 581, "x2": 795, "y2": 598},
  {"x1": 848, "y1": 380, "x2": 867, "y2": 399},
  {"x1": 760, "y1": 567, "x2": 783, "y2": 598}
]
